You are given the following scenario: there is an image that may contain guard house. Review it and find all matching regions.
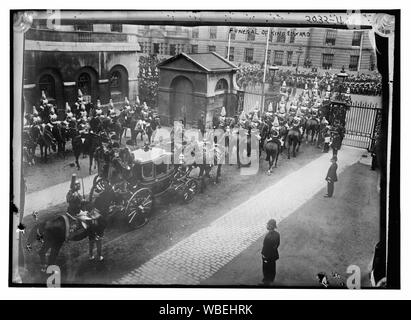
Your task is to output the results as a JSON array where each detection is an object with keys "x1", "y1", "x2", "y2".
[{"x1": 157, "y1": 52, "x2": 239, "y2": 126}]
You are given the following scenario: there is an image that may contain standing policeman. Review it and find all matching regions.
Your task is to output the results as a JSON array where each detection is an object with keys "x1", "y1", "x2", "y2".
[{"x1": 261, "y1": 219, "x2": 280, "y2": 286}]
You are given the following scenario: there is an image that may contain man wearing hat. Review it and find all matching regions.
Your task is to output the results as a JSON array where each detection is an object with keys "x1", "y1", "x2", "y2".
[
  {"x1": 261, "y1": 219, "x2": 280, "y2": 286},
  {"x1": 66, "y1": 174, "x2": 85, "y2": 218},
  {"x1": 324, "y1": 156, "x2": 338, "y2": 198}
]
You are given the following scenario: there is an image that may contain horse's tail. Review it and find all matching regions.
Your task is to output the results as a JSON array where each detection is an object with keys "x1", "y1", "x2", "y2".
[{"x1": 25, "y1": 221, "x2": 46, "y2": 250}]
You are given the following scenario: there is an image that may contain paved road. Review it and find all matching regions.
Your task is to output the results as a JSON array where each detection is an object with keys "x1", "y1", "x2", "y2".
[
  {"x1": 202, "y1": 161, "x2": 379, "y2": 287},
  {"x1": 24, "y1": 174, "x2": 95, "y2": 217},
  {"x1": 113, "y1": 146, "x2": 364, "y2": 285}
]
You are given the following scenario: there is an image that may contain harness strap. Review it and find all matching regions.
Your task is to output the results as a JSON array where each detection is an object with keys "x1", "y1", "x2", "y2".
[{"x1": 62, "y1": 214, "x2": 70, "y2": 241}]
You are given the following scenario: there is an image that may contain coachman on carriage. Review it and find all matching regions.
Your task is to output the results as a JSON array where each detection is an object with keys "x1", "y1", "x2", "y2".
[{"x1": 91, "y1": 145, "x2": 199, "y2": 228}]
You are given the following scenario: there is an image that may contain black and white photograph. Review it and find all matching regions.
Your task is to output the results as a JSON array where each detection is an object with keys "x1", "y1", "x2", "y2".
[{"x1": 9, "y1": 9, "x2": 400, "y2": 289}]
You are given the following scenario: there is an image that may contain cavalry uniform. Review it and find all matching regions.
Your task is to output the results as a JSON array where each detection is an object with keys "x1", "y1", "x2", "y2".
[{"x1": 66, "y1": 175, "x2": 83, "y2": 217}]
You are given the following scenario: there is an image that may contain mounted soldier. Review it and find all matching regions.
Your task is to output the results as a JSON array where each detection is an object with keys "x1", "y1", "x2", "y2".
[{"x1": 107, "y1": 99, "x2": 115, "y2": 117}]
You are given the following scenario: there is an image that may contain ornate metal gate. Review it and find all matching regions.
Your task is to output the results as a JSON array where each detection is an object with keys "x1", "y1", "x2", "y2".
[{"x1": 343, "y1": 101, "x2": 382, "y2": 151}]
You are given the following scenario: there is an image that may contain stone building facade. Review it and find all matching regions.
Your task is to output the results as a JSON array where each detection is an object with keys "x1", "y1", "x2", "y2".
[
  {"x1": 157, "y1": 52, "x2": 238, "y2": 126},
  {"x1": 138, "y1": 25, "x2": 376, "y2": 72},
  {"x1": 23, "y1": 23, "x2": 141, "y2": 117}
]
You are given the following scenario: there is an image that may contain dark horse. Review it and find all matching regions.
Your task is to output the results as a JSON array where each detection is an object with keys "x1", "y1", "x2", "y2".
[
  {"x1": 25, "y1": 189, "x2": 116, "y2": 270},
  {"x1": 286, "y1": 125, "x2": 302, "y2": 159},
  {"x1": 72, "y1": 131, "x2": 108, "y2": 174},
  {"x1": 51, "y1": 123, "x2": 68, "y2": 158},
  {"x1": 30, "y1": 124, "x2": 56, "y2": 162},
  {"x1": 304, "y1": 118, "x2": 320, "y2": 144}
]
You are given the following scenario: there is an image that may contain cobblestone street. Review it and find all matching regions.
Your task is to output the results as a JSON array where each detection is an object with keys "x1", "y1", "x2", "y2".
[{"x1": 114, "y1": 147, "x2": 364, "y2": 285}]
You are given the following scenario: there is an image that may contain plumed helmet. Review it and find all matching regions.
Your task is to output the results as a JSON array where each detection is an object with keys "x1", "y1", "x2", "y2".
[
  {"x1": 273, "y1": 116, "x2": 279, "y2": 127},
  {"x1": 78, "y1": 89, "x2": 83, "y2": 97},
  {"x1": 220, "y1": 106, "x2": 226, "y2": 117},
  {"x1": 267, "y1": 102, "x2": 273, "y2": 112},
  {"x1": 33, "y1": 106, "x2": 38, "y2": 116}
]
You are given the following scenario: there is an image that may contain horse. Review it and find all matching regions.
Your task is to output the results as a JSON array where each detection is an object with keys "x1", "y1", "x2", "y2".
[
  {"x1": 131, "y1": 119, "x2": 146, "y2": 145},
  {"x1": 51, "y1": 122, "x2": 68, "y2": 158},
  {"x1": 109, "y1": 116, "x2": 124, "y2": 145},
  {"x1": 23, "y1": 128, "x2": 37, "y2": 165},
  {"x1": 264, "y1": 139, "x2": 280, "y2": 174},
  {"x1": 286, "y1": 125, "x2": 302, "y2": 159},
  {"x1": 30, "y1": 124, "x2": 56, "y2": 162},
  {"x1": 89, "y1": 116, "x2": 102, "y2": 134},
  {"x1": 25, "y1": 189, "x2": 116, "y2": 271},
  {"x1": 72, "y1": 130, "x2": 107, "y2": 174},
  {"x1": 304, "y1": 118, "x2": 320, "y2": 144}
]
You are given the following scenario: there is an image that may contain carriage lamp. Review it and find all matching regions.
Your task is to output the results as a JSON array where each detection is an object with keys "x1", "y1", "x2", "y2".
[
  {"x1": 337, "y1": 66, "x2": 348, "y2": 83},
  {"x1": 268, "y1": 65, "x2": 279, "y2": 81},
  {"x1": 335, "y1": 66, "x2": 349, "y2": 101}
]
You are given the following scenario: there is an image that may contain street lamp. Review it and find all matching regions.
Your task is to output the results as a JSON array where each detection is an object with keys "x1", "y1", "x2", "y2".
[
  {"x1": 296, "y1": 47, "x2": 303, "y2": 73},
  {"x1": 268, "y1": 65, "x2": 279, "y2": 80},
  {"x1": 336, "y1": 66, "x2": 349, "y2": 102}
]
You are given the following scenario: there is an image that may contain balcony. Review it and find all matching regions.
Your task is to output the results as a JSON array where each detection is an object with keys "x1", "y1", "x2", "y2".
[{"x1": 25, "y1": 28, "x2": 138, "y2": 43}]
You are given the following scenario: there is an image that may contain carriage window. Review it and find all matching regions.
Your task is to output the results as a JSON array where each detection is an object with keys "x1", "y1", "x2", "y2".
[
  {"x1": 142, "y1": 163, "x2": 154, "y2": 179},
  {"x1": 155, "y1": 162, "x2": 168, "y2": 176}
]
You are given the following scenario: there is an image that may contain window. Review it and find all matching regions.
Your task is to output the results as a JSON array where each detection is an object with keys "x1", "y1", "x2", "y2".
[
  {"x1": 155, "y1": 162, "x2": 167, "y2": 176},
  {"x1": 322, "y1": 53, "x2": 334, "y2": 69},
  {"x1": 110, "y1": 71, "x2": 121, "y2": 90},
  {"x1": 277, "y1": 29, "x2": 286, "y2": 43},
  {"x1": 229, "y1": 28, "x2": 236, "y2": 40},
  {"x1": 38, "y1": 75, "x2": 55, "y2": 99},
  {"x1": 266, "y1": 50, "x2": 271, "y2": 64},
  {"x1": 325, "y1": 29, "x2": 337, "y2": 45},
  {"x1": 153, "y1": 43, "x2": 160, "y2": 54},
  {"x1": 244, "y1": 48, "x2": 254, "y2": 63},
  {"x1": 226, "y1": 46, "x2": 234, "y2": 61},
  {"x1": 349, "y1": 55, "x2": 360, "y2": 71},
  {"x1": 77, "y1": 73, "x2": 91, "y2": 95},
  {"x1": 191, "y1": 44, "x2": 198, "y2": 53},
  {"x1": 209, "y1": 26, "x2": 217, "y2": 39},
  {"x1": 274, "y1": 51, "x2": 284, "y2": 65},
  {"x1": 74, "y1": 24, "x2": 92, "y2": 32},
  {"x1": 352, "y1": 31, "x2": 362, "y2": 46},
  {"x1": 289, "y1": 29, "x2": 296, "y2": 43},
  {"x1": 287, "y1": 51, "x2": 293, "y2": 66},
  {"x1": 370, "y1": 53, "x2": 375, "y2": 71},
  {"x1": 215, "y1": 79, "x2": 228, "y2": 91},
  {"x1": 142, "y1": 163, "x2": 154, "y2": 179},
  {"x1": 247, "y1": 28, "x2": 256, "y2": 41},
  {"x1": 208, "y1": 45, "x2": 216, "y2": 52},
  {"x1": 192, "y1": 27, "x2": 199, "y2": 38},
  {"x1": 169, "y1": 44, "x2": 176, "y2": 56},
  {"x1": 110, "y1": 24, "x2": 123, "y2": 32}
]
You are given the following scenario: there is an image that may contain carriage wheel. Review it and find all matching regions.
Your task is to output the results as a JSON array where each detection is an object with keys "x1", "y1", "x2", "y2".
[
  {"x1": 125, "y1": 188, "x2": 153, "y2": 229},
  {"x1": 182, "y1": 178, "x2": 199, "y2": 203},
  {"x1": 94, "y1": 176, "x2": 109, "y2": 194}
]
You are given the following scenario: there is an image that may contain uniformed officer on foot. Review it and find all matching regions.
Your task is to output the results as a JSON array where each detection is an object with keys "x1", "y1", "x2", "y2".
[
  {"x1": 260, "y1": 219, "x2": 280, "y2": 286},
  {"x1": 324, "y1": 156, "x2": 338, "y2": 198}
]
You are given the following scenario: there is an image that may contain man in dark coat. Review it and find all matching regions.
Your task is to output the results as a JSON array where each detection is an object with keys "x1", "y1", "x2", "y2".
[
  {"x1": 324, "y1": 156, "x2": 338, "y2": 198},
  {"x1": 261, "y1": 219, "x2": 280, "y2": 285}
]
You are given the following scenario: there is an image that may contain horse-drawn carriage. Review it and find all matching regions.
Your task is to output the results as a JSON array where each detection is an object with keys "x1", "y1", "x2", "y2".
[{"x1": 90, "y1": 146, "x2": 199, "y2": 228}]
